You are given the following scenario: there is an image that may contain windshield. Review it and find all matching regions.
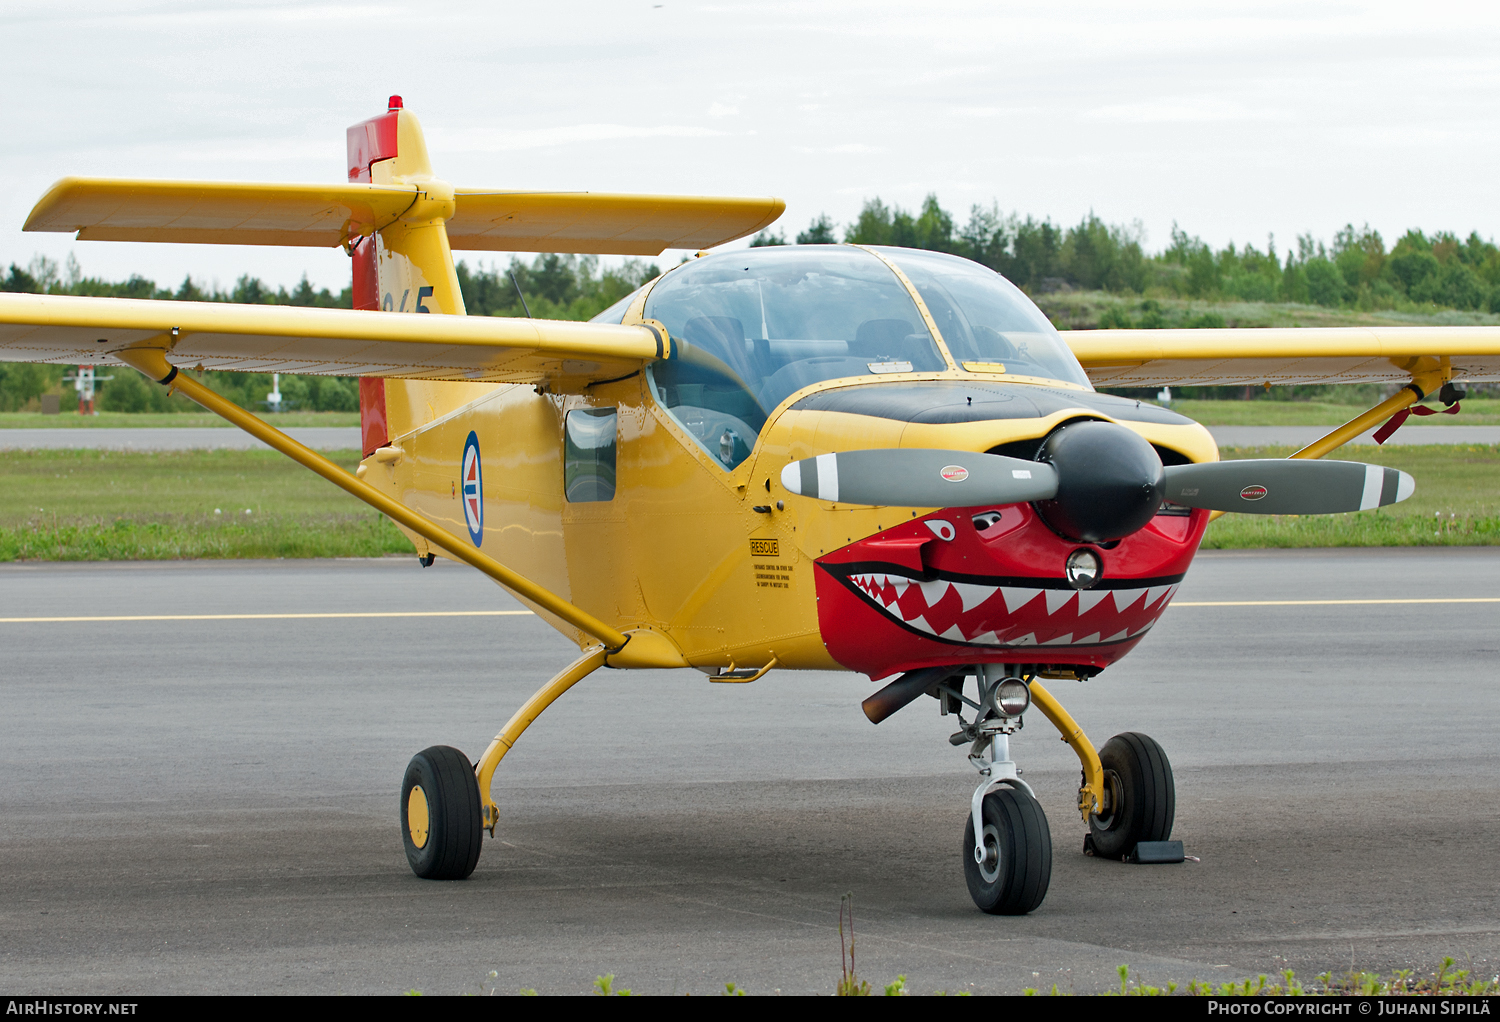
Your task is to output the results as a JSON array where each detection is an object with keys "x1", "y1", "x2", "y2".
[
  {"x1": 644, "y1": 246, "x2": 945, "y2": 468},
  {"x1": 876, "y1": 247, "x2": 1092, "y2": 389}
]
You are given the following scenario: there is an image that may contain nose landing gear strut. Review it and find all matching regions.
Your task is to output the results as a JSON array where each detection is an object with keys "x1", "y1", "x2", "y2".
[{"x1": 930, "y1": 666, "x2": 1176, "y2": 913}]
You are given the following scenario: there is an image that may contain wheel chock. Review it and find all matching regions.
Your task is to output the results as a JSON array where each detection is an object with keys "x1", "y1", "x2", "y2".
[{"x1": 1127, "y1": 840, "x2": 1185, "y2": 864}]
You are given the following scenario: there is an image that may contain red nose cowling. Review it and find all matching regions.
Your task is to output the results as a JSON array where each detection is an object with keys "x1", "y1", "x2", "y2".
[{"x1": 814, "y1": 501, "x2": 1208, "y2": 681}]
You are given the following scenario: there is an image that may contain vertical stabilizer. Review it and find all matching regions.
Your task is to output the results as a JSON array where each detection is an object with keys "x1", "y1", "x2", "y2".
[{"x1": 347, "y1": 97, "x2": 490, "y2": 453}]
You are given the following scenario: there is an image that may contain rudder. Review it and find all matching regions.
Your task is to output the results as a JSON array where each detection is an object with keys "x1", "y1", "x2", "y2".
[{"x1": 349, "y1": 96, "x2": 491, "y2": 454}]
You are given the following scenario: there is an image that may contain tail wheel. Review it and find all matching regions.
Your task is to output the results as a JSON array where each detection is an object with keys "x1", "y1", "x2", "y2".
[
  {"x1": 401, "y1": 745, "x2": 483, "y2": 880},
  {"x1": 1088, "y1": 731, "x2": 1175, "y2": 860},
  {"x1": 963, "y1": 786, "x2": 1052, "y2": 915}
]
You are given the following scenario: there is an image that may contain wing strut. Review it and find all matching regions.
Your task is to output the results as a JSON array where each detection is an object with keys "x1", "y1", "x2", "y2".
[
  {"x1": 113, "y1": 345, "x2": 631, "y2": 653},
  {"x1": 1289, "y1": 373, "x2": 1440, "y2": 460}
]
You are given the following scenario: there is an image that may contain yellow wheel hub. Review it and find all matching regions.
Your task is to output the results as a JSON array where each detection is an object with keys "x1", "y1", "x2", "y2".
[{"x1": 407, "y1": 784, "x2": 430, "y2": 849}]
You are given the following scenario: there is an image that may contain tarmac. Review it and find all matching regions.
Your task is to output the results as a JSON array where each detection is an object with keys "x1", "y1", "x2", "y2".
[{"x1": 1, "y1": 550, "x2": 1498, "y2": 994}]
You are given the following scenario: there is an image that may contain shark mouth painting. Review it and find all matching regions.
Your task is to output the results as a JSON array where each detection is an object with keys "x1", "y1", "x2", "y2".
[
  {"x1": 832, "y1": 567, "x2": 1182, "y2": 649},
  {"x1": 809, "y1": 503, "x2": 1206, "y2": 680}
]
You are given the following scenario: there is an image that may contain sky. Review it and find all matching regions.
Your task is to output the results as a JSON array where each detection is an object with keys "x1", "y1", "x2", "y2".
[{"x1": 2, "y1": 0, "x2": 1498, "y2": 295}]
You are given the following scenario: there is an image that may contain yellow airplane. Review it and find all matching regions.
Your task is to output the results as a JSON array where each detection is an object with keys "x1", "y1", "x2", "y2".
[{"x1": 5, "y1": 97, "x2": 1500, "y2": 914}]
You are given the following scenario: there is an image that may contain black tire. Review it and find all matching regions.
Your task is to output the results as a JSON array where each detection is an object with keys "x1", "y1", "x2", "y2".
[
  {"x1": 1088, "y1": 731, "x2": 1175, "y2": 860},
  {"x1": 962, "y1": 786, "x2": 1052, "y2": 915},
  {"x1": 401, "y1": 745, "x2": 483, "y2": 880}
]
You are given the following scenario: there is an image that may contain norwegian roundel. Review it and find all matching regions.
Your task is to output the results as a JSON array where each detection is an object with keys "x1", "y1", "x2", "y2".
[{"x1": 462, "y1": 431, "x2": 483, "y2": 546}]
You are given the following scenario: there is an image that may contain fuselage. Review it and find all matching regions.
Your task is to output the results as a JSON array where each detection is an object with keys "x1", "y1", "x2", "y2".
[{"x1": 359, "y1": 245, "x2": 1218, "y2": 681}]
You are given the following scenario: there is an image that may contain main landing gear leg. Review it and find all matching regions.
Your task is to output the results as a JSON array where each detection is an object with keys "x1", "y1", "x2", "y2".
[
  {"x1": 399, "y1": 646, "x2": 609, "y2": 880},
  {"x1": 1029, "y1": 681, "x2": 1176, "y2": 860}
]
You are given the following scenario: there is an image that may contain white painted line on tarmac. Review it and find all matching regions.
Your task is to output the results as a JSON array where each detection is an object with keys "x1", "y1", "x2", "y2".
[{"x1": 0, "y1": 610, "x2": 536, "y2": 623}]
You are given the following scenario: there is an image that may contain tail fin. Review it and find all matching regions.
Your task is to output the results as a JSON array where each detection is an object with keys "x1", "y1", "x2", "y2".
[{"x1": 348, "y1": 97, "x2": 491, "y2": 454}]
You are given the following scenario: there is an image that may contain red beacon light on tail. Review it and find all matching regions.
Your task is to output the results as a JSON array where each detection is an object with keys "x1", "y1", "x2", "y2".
[{"x1": 388, "y1": 95, "x2": 403, "y2": 111}]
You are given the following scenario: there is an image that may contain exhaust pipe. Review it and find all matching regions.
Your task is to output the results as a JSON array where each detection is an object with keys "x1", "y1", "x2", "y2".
[{"x1": 862, "y1": 665, "x2": 959, "y2": 724}]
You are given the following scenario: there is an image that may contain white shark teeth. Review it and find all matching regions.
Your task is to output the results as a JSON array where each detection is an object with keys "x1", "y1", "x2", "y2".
[
  {"x1": 917, "y1": 578, "x2": 951, "y2": 607},
  {"x1": 846, "y1": 569, "x2": 1176, "y2": 651},
  {"x1": 1075, "y1": 589, "x2": 1110, "y2": 615},
  {"x1": 1044, "y1": 589, "x2": 1075, "y2": 615},
  {"x1": 1001, "y1": 587, "x2": 1040, "y2": 613},
  {"x1": 951, "y1": 582, "x2": 998, "y2": 612}
]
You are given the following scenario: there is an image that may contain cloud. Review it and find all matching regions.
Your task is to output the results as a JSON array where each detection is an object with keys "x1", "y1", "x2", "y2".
[
  {"x1": 1082, "y1": 98, "x2": 1291, "y2": 124},
  {"x1": 708, "y1": 102, "x2": 739, "y2": 117},
  {"x1": 793, "y1": 143, "x2": 887, "y2": 155},
  {"x1": 445, "y1": 123, "x2": 729, "y2": 152}
]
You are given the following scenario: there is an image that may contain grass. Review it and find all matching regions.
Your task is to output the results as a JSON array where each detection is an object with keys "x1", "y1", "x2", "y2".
[
  {"x1": 0, "y1": 410, "x2": 360, "y2": 428},
  {"x1": 1096, "y1": 959, "x2": 1499, "y2": 997},
  {"x1": 0, "y1": 448, "x2": 410, "y2": 561},
  {"x1": 1167, "y1": 397, "x2": 1500, "y2": 426},
  {"x1": 1205, "y1": 443, "x2": 1500, "y2": 548},
  {"x1": 1039, "y1": 289, "x2": 1500, "y2": 331},
  {"x1": 3, "y1": 442, "x2": 1499, "y2": 561}
]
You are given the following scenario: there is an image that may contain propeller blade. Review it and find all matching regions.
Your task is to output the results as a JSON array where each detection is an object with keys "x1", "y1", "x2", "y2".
[
  {"x1": 1162, "y1": 459, "x2": 1415, "y2": 515},
  {"x1": 780, "y1": 449, "x2": 1058, "y2": 507}
]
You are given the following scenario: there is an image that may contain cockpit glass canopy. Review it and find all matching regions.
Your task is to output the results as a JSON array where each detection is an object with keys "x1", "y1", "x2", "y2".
[
  {"x1": 874, "y1": 247, "x2": 1093, "y2": 389},
  {"x1": 644, "y1": 246, "x2": 945, "y2": 467},
  {"x1": 642, "y1": 244, "x2": 1090, "y2": 470}
]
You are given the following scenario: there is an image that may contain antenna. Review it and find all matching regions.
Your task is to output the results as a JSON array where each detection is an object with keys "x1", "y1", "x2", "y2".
[{"x1": 508, "y1": 270, "x2": 533, "y2": 318}]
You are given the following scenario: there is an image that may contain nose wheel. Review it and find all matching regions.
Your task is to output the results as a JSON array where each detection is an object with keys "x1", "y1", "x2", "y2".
[{"x1": 963, "y1": 786, "x2": 1053, "y2": 914}]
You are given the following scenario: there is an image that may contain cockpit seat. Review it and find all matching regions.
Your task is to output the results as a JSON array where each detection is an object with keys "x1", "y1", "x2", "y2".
[{"x1": 852, "y1": 318, "x2": 917, "y2": 359}]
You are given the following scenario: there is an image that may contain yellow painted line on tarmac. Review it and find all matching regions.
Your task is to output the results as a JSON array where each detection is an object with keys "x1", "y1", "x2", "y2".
[
  {"x1": 0, "y1": 610, "x2": 536, "y2": 624},
  {"x1": 1173, "y1": 598, "x2": 1500, "y2": 607}
]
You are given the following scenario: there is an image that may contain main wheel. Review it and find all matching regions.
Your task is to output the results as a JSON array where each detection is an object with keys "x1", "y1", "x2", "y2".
[
  {"x1": 401, "y1": 745, "x2": 483, "y2": 880},
  {"x1": 1088, "y1": 731, "x2": 1175, "y2": 860},
  {"x1": 962, "y1": 786, "x2": 1052, "y2": 915}
]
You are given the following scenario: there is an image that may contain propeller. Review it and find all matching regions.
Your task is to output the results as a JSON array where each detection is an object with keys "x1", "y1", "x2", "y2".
[
  {"x1": 1162, "y1": 459, "x2": 1414, "y2": 514},
  {"x1": 781, "y1": 421, "x2": 1417, "y2": 538},
  {"x1": 780, "y1": 448, "x2": 1058, "y2": 508}
]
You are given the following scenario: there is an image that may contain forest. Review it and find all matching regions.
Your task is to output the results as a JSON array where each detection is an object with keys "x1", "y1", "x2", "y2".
[
  {"x1": 0, "y1": 254, "x2": 659, "y2": 413},
  {"x1": 754, "y1": 198, "x2": 1500, "y2": 316},
  {"x1": 2, "y1": 194, "x2": 1497, "y2": 413}
]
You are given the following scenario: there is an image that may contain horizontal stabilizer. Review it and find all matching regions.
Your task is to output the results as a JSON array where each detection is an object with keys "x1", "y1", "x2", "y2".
[
  {"x1": 24, "y1": 178, "x2": 417, "y2": 248},
  {"x1": 25, "y1": 178, "x2": 784, "y2": 255},
  {"x1": 447, "y1": 191, "x2": 784, "y2": 255},
  {"x1": 1162, "y1": 458, "x2": 1415, "y2": 514},
  {"x1": 0, "y1": 293, "x2": 662, "y2": 386}
]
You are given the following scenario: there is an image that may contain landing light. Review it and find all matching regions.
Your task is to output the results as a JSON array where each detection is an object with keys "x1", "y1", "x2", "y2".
[
  {"x1": 1066, "y1": 549, "x2": 1101, "y2": 589},
  {"x1": 996, "y1": 679, "x2": 1031, "y2": 717}
]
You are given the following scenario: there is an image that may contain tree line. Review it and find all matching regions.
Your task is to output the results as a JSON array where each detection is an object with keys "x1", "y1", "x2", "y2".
[
  {"x1": 0, "y1": 254, "x2": 658, "y2": 413},
  {"x1": 5, "y1": 206, "x2": 1497, "y2": 413},
  {"x1": 753, "y1": 198, "x2": 1500, "y2": 315}
]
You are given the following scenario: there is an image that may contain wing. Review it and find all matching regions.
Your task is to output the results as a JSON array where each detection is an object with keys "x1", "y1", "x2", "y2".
[
  {"x1": 25, "y1": 178, "x2": 784, "y2": 255},
  {"x1": 0, "y1": 293, "x2": 662, "y2": 386},
  {"x1": 1063, "y1": 327, "x2": 1500, "y2": 387}
]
